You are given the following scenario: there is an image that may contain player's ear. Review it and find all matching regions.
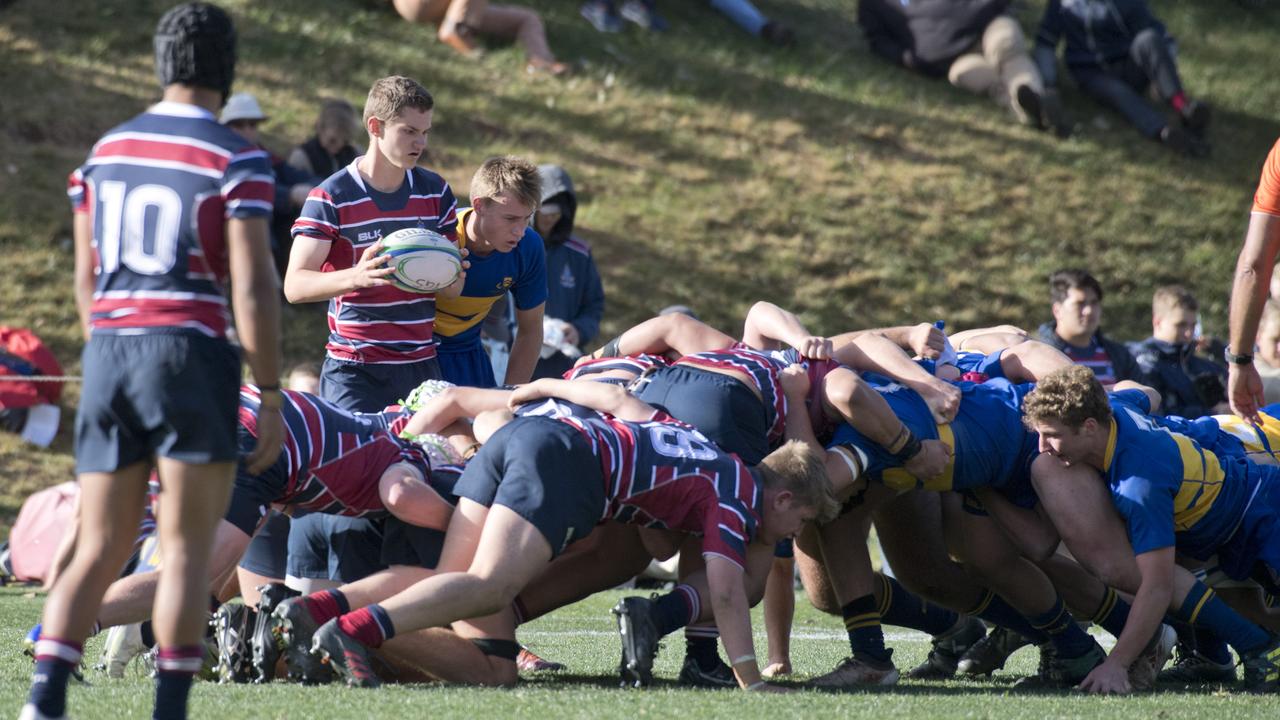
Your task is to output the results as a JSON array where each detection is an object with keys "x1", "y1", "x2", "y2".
[
  {"x1": 774, "y1": 489, "x2": 794, "y2": 509},
  {"x1": 367, "y1": 115, "x2": 383, "y2": 138}
]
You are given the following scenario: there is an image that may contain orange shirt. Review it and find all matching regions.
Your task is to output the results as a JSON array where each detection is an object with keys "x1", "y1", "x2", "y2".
[{"x1": 1254, "y1": 138, "x2": 1280, "y2": 216}]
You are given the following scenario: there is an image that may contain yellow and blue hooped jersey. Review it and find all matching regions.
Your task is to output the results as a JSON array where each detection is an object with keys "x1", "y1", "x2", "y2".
[
  {"x1": 827, "y1": 376, "x2": 1036, "y2": 494},
  {"x1": 1104, "y1": 397, "x2": 1258, "y2": 560}
]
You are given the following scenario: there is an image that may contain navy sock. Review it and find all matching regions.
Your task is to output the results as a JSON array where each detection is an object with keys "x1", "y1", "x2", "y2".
[
  {"x1": 651, "y1": 584, "x2": 700, "y2": 638},
  {"x1": 1089, "y1": 586, "x2": 1132, "y2": 639},
  {"x1": 153, "y1": 645, "x2": 203, "y2": 720},
  {"x1": 684, "y1": 625, "x2": 721, "y2": 670},
  {"x1": 877, "y1": 574, "x2": 958, "y2": 637},
  {"x1": 966, "y1": 590, "x2": 1048, "y2": 644},
  {"x1": 1028, "y1": 595, "x2": 1094, "y2": 659},
  {"x1": 1195, "y1": 627, "x2": 1232, "y2": 665},
  {"x1": 843, "y1": 594, "x2": 891, "y2": 662},
  {"x1": 1175, "y1": 581, "x2": 1269, "y2": 655},
  {"x1": 27, "y1": 637, "x2": 82, "y2": 718}
]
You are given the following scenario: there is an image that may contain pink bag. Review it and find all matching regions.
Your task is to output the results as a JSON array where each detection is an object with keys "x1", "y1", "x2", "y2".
[{"x1": 8, "y1": 481, "x2": 77, "y2": 582}]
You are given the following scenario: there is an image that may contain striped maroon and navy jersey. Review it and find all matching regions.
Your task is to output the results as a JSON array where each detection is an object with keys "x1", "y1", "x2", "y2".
[
  {"x1": 559, "y1": 411, "x2": 763, "y2": 568},
  {"x1": 238, "y1": 386, "x2": 430, "y2": 517},
  {"x1": 768, "y1": 347, "x2": 843, "y2": 442},
  {"x1": 564, "y1": 353, "x2": 669, "y2": 383},
  {"x1": 673, "y1": 346, "x2": 789, "y2": 449},
  {"x1": 67, "y1": 102, "x2": 275, "y2": 338},
  {"x1": 292, "y1": 160, "x2": 458, "y2": 365}
]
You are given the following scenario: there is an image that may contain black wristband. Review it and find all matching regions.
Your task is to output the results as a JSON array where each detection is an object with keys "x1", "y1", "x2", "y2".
[
  {"x1": 599, "y1": 336, "x2": 623, "y2": 358},
  {"x1": 1224, "y1": 348, "x2": 1254, "y2": 365},
  {"x1": 257, "y1": 383, "x2": 281, "y2": 392},
  {"x1": 891, "y1": 430, "x2": 922, "y2": 463}
]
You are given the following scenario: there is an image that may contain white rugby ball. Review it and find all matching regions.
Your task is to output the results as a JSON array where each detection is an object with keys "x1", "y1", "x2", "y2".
[{"x1": 380, "y1": 227, "x2": 463, "y2": 293}]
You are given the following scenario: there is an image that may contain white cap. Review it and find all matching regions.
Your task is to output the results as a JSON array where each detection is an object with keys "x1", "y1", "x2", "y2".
[
  {"x1": 220, "y1": 93, "x2": 267, "y2": 124},
  {"x1": 20, "y1": 403, "x2": 59, "y2": 448}
]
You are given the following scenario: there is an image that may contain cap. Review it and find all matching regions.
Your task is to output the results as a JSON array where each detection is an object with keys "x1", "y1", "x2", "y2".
[{"x1": 220, "y1": 92, "x2": 267, "y2": 124}]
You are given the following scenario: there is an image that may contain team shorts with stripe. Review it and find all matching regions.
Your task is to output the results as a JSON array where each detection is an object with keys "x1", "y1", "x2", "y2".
[
  {"x1": 634, "y1": 364, "x2": 770, "y2": 466},
  {"x1": 437, "y1": 340, "x2": 498, "y2": 388},
  {"x1": 379, "y1": 517, "x2": 446, "y2": 569},
  {"x1": 320, "y1": 355, "x2": 442, "y2": 412},
  {"x1": 75, "y1": 334, "x2": 240, "y2": 473},
  {"x1": 286, "y1": 513, "x2": 387, "y2": 583},
  {"x1": 455, "y1": 416, "x2": 605, "y2": 558}
]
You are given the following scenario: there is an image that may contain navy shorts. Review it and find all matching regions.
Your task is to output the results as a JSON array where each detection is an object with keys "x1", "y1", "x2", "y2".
[
  {"x1": 286, "y1": 513, "x2": 387, "y2": 582},
  {"x1": 437, "y1": 341, "x2": 498, "y2": 388},
  {"x1": 224, "y1": 426, "x2": 289, "y2": 536},
  {"x1": 455, "y1": 416, "x2": 605, "y2": 557},
  {"x1": 634, "y1": 364, "x2": 770, "y2": 465},
  {"x1": 379, "y1": 517, "x2": 446, "y2": 569},
  {"x1": 1218, "y1": 464, "x2": 1280, "y2": 593},
  {"x1": 75, "y1": 334, "x2": 240, "y2": 473},
  {"x1": 238, "y1": 510, "x2": 291, "y2": 577},
  {"x1": 320, "y1": 356, "x2": 442, "y2": 412}
]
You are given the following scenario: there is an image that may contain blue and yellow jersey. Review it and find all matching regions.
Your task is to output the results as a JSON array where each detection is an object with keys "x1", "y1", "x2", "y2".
[
  {"x1": 434, "y1": 207, "x2": 547, "y2": 350},
  {"x1": 1150, "y1": 407, "x2": 1280, "y2": 466},
  {"x1": 1103, "y1": 396, "x2": 1259, "y2": 560},
  {"x1": 827, "y1": 376, "x2": 1036, "y2": 493}
]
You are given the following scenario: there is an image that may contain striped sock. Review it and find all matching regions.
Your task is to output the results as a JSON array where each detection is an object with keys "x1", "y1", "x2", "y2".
[
  {"x1": 652, "y1": 584, "x2": 700, "y2": 637},
  {"x1": 684, "y1": 624, "x2": 721, "y2": 670},
  {"x1": 1089, "y1": 586, "x2": 1132, "y2": 639},
  {"x1": 877, "y1": 573, "x2": 958, "y2": 636},
  {"x1": 153, "y1": 645, "x2": 204, "y2": 720},
  {"x1": 28, "y1": 636, "x2": 82, "y2": 719},
  {"x1": 965, "y1": 590, "x2": 1048, "y2": 644},
  {"x1": 1027, "y1": 595, "x2": 1094, "y2": 659},
  {"x1": 338, "y1": 605, "x2": 396, "y2": 649},
  {"x1": 1175, "y1": 581, "x2": 1269, "y2": 655},
  {"x1": 843, "y1": 594, "x2": 891, "y2": 662},
  {"x1": 304, "y1": 589, "x2": 350, "y2": 625}
]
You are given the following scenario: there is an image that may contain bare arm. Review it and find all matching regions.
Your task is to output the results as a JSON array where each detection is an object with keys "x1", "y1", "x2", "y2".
[
  {"x1": 378, "y1": 462, "x2": 453, "y2": 530},
  {"x1": 832, "y1": 332, "x2": 960, "y2": 423},
  {"x1": 72, "y1": 212, "x2": 94, "y2": 340},
  {"x1": 705, "y1": 555, "x2": 774, "y2": 691},
  {"x1": 589, "y1": 313, "x2": 736, "y2": 360},
  {"x1": 742, "y1": 301, "x2": 830, "y2": 359},
  {"x1": 507, "y1": 378, "x2": 657, "y2": 422},
  {"x1": 283, "y1": 235, "x2": 394, "y2": 304},
  {"x1": 401, "y1": 386, "x2": 514, "y2": 437},
  {"x1": 833, "y1": 323, "x2": 946, "y2": 360},
  {"x1": 1112, "y1": 380, "x2": 1162, "y2": 415},
  {"x1": 227, "y1": 216, "x2": 284, "y2": 474},
  {"x1": 1078, "y1": 547, "x2": 1174, "y2": 694},
  {"x1": 504, "y1": 302, "x2": 545, "y2": 385},
  {"x1": 1228, "y1": 212, "x2": 1280, "y2": 420}
]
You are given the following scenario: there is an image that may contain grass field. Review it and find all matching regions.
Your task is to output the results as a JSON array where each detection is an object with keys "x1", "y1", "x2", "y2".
[{"x1": 0, "y1": 584, "x2": 1272, "y2": 719}]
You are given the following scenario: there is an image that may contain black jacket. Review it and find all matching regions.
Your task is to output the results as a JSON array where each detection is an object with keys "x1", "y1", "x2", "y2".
[
  {"x1": 858, "y1": 0, "x2": 1011, "y2": 76},
  {"x1": 1129, "y1": 337, "x2": 1226, "y2": 419}
]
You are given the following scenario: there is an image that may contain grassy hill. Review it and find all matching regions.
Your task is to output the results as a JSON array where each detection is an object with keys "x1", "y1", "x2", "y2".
[{"x1": 1, "y1": 0, "x2": 1278, "y2": 522}]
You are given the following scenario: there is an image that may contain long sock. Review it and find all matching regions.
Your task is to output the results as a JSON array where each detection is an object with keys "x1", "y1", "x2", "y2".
[
  {"x1": 337, "y1": 604, "x2": 395, "y2": 649},
  {"x1": 1195, "y1": 627, "x2": 1232, "y2": 665},
  {"x1": 652, "y1": 584, "x2": 700, "y2": 637},
  {"x1": 153, "y1": 645, "x2": 203, "y2": 720},
  {"x1": 843, "y1": 594, "x2": 891, "y2": 662},
  {"x1": 27, "y1": 637, "x2": 82, "y2": 718},
  {"x1": 1027, "y1": 595, "x2": 1094, "y2": 659},
  {"x1": 965, "y1": 590, "x2": 1048, "y2": 644},
  {"x1": 1089, "y1": 586, "x2": 1132, "y2": 639},
  {"x1": 140, "y1": 621, "x2": 156, "y2": 649},
  {"x1": 877, "y1": 574, "x2": 958, "y2": 636},
  {"x1": 1175, "y1": 581, "x2": 1269, "y2": 655},
  {"x1": 303, "y1": 589, "x2": 350, "y2": 625},
  {"x1": 684, "y1": 625, "x2": 721, "y2": 670}
]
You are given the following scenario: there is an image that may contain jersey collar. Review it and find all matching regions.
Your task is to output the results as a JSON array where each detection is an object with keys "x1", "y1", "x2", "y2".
[
  {"x1": 1101, "y1": 418, "x2": 1118, "y2": 472},
  {"x1": 148, "y1": 101, "x2": 216, "y2": 121}
]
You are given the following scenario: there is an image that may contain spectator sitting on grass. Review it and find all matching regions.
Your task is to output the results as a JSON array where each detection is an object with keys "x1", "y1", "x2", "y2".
[
  {"x1": 392, "y1": 0, "x2": 569, "y2": 75},
  {"x1": 1130, "y1": 285, "x2": 1228, "y2": 418},
  {"x1": 287, "y1": 99, "x2": 360, "y2": 179}
]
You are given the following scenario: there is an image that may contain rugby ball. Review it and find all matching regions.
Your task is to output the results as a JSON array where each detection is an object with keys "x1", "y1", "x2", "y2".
[{"x1": 380, "y1": 227, "x2": 463, "y2": 293}]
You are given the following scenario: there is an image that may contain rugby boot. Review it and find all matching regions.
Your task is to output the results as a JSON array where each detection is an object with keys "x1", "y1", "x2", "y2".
[
  {"x1": 1158, "y1": 643, "x2": 1237, "y2": 684},
  {"x1": 613, "y1": 596, "x2": 662, "y2": 687},
  {"x1": 1013, "y1": 639, "x2": 1105, "y2": 689},
  {"x1": 97, "y1": 623, "x2": 146, "y2": 679},
  {"x1": 907, "y1": 616, "x2": 987, "y2": 680},
  {"x1": 957, "y1": 625, "x2": 1032, "y2": 676},
  {"x1": 517, "y1": 645, "x2": 566, "y2": 672},
  {"x1": 1128, "y1": 623, "x2": 1177, "y2": 691},
  {"x1": 312, "y1": 619, "x2": 381, "y2": 689},
  {"x1": 810, "y1": 653, "x2": 900, "y2": 688},
  {"x1": 1241, "y1": 636, "x2": 1280, "y2": 692},
  {"x1": 677, "y1": 655, "x2": 737, "y2": 688},
  {"x1": 273, "y1": 597, "x2": 333, "y2": 684},
  {"x1": 211, "y1": 603, "x2": 254, "y2": 683},
  {"x1": 250, "y1": 583, "x2": 300, "y2": 683}
]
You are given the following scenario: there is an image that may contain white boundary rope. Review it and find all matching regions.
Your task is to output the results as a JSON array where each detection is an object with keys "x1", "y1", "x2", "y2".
[{"x1": 0, "y1": 375, "x2": 81, "y2": 382}]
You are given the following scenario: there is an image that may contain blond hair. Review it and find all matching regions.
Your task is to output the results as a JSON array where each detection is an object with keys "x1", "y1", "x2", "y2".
[
  {"x1": 363, "y1": 75, "x2": 433, "y2": 126},
  {"x1": 1022, "y1": 365, "x2": 1112, "y2": 430},
  {"x1": 470, "y1": 156, "x2": 541, "y2": 210},
  {"x1": 1152, "y1": 285, "x2": 1198, "y2": 317},
  {"x1": 758, "y1": 440, "x2": 840, "y2": 523}
]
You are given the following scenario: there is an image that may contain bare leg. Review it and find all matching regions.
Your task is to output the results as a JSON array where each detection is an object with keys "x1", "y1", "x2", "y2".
[
  {"x1": 517, "y1": 521, "x2": 652, "y2": 621},
  {"x1": 472, "y1": 4, "x2": 565, "y2": 71}
]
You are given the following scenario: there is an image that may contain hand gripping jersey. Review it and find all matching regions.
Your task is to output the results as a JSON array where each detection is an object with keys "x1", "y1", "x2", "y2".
[
  {"x1": 673, "y1": 346, "x2": 790, "y2": 449},
  {"x1": 291, "y1": 159, "x2": 458, "y2": 365},
  {"x1": 558, "y1": 411, "x2": 764, "y2": 569},
  {"x1": 238, "y1": 386, "x2": 431, "y2": 517},
  {"x1": 67, "y1": 102, "x2": 275, "y2": 338},
  {"x1": 827, "y1": 376, "x2": 1038, "y2": 495}
]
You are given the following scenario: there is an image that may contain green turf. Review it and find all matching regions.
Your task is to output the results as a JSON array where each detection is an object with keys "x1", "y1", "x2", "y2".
[{"x1": 0, "y1": 584, "x2": 1269, "y2": 718}]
